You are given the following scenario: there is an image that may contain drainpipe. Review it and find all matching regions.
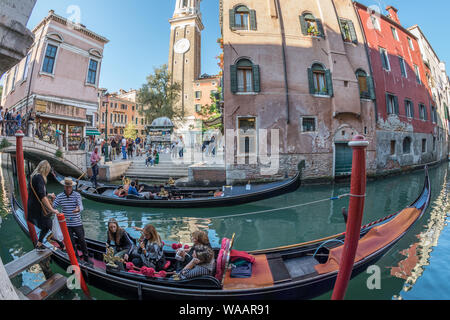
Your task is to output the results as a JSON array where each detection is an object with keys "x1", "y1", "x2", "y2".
[{"x1": 275, "y1": 0, "x2": 290, "y2": 125}]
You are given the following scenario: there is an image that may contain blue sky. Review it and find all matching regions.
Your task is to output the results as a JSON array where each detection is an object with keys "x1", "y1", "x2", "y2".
[
  {"x1": 5, "y1": 1, "x2": 449, "y2": 92},
  {"x1": 25, "y1": 0, "x2": 222, "y2": 93}
]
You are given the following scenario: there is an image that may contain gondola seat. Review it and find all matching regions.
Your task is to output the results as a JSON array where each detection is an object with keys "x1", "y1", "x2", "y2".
[{"x1": 126, "y1": 194, "x2": 145, "y2": 200}]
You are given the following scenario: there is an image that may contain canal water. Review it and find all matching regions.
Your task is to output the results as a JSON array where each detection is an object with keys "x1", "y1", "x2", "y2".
[{"x1": 0, "y1": 154, "x2": 449, "y2": 300}]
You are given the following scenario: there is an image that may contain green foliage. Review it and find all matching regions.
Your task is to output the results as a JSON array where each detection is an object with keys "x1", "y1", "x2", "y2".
[
  {"x1": 0, "y1": 85, "x2": 3, "y2": 100},
  {"x1": 0, "y1": 137, "x2": 11, "y2": 149},
  {"x1": 55, "y1": 149, "x2": 63, "y2": 158},
  {"x1": 137, "y1": 64, "x2": 183, "y2": 125},
  {"x1": 197, "y1": 87, "x2": 223, "y2": 132}
]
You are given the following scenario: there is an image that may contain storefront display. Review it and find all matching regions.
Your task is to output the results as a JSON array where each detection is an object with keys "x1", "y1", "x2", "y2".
[{"x1": 68, "y1": 125, "x2": 82, "y2": 151}]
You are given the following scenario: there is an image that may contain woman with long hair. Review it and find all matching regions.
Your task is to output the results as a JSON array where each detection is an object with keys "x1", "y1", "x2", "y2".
[
  {"x1": 127, "y1": 224, "x2": 166, "y2": 270},
  {"x1": 106, "y1": 218, "x2": 135, "y2": 260},
  {"x1": 175, "y1": 230, "x2": 211, "y2": 271},
  {"x1": 27, "y1": 160, "x2": 60, "y2": 251},
  {"x1": 177, "y1": 244, "x2": 215, "y2": 280}
]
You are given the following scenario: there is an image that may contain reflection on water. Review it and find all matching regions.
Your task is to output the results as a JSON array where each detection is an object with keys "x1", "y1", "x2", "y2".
[{"x1": 1, "y1": 152, "x2": 449, "y2": 300}]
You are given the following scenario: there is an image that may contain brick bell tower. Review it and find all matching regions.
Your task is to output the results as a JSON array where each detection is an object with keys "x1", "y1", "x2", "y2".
[{"x1": 168, "y1": 0, "x2": 204, "y2": 122}]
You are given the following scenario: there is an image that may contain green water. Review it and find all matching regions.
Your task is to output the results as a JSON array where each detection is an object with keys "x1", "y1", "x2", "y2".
[{"x1": 1, "y1": 154, "x2": 449, "y2": 300}]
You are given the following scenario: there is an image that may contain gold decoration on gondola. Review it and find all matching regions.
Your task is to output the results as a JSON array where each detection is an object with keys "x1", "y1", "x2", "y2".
[
  {"x1": 168, "y1": 178, "x2": 175, "y2": 186},
  {"x1": 103, "y1": 246, "x2": 123, "y2": 268}
]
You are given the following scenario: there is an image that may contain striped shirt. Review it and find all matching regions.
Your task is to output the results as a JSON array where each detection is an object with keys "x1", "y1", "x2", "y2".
[{"x1": 53, "y1": 191, "x2": 84, "y2": 227}]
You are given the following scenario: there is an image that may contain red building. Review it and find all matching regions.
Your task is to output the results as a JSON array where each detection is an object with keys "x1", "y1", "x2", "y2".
[{"x1": 355, "y1": 3, "x2": 441, "y2": 172}]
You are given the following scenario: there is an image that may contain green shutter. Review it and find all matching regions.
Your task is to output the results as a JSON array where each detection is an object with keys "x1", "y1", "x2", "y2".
[
  {"x1": 445, "y1": 104, "x2": 449, "y2": 120},
  {"x1": 338, "y1": 19, "x2": 345, "y2": 40},
  {"x1": 348, "y1": 20, "x2": 357, "y2": 43},
  {"x1": 299, "y1": 16, "x2": 307, "y2": 35},
  {"x1": 252, "y1": 64, "x2": 260, "y2": 92},
  {"x1": 367, "y1": 76, "x2": 375, "y2": 100},
  {"x1": 230, "y1": 65, "x2": 238, "y2": 93},
  {"x1": 308, "y1": 68, "x2": 315, "y2": 94},
  {"x1": 250, "y1": 10, "x2": 257, "y2": 30},
  {"x1": 229, "y1": 9, "x2": 235, "y2": 30},
  {"x1": 325, "y1": 69, "x2": 333, "y2": 96},
  {"x1": 394, "y1": 95, "x2": 399, "y2": 114},
  {"x1": 316, "y1": 19, "x2": 325, "y2": 38}
]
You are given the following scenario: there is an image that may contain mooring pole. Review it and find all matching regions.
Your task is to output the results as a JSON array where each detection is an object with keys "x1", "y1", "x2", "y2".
[
  {"x1": 15, "y1": 130, "x2": 38, "y2": 245},
  {"x1": 331, "y1": 135, "x2": 369, "y2": 300},
  {"x1": 57, "y1": 214, "x2": 91, "y2": 298}
]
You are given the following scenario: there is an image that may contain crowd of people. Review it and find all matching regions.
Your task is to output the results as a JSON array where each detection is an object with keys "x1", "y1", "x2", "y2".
[
  {"x1": 0, "y1": 107, "x2": 29, "y2": 137},
  {"x1": 26, "y1": 160, "x2": 216, "y2": 279}
]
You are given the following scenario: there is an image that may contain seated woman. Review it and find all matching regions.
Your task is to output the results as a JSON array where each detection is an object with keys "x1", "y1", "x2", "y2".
[
  {"x1": 126, "y1": 224, "x2": 166, "y2": 270},
  {"x1": 107, "y1": 218, "x2": 135, "y2": 260},
  {"x1": 113, "y1": 186, "x2": 127, "y2": 198},
  {"x1": 175, "y1": 230, "x2": 211, "y2": 271},
  {"x1": 176, "y1": 244, "x2": 215, "y2": 280}
]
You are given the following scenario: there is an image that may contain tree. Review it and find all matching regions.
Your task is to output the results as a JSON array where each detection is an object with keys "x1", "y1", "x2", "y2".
[
  {"x1": 124, "y1": 123, "x2": 137, "y2": 140},
  {"x1": 137, "y1": 64, "x2": 183, "y2": 125}
]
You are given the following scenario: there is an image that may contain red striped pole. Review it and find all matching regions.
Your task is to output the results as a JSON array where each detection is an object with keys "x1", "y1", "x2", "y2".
[
  {"x1": 15, "y1": 130, "x2": 38, "y2": 245},
  {"x1": 57, "y1": 213, "x2": 90, "y2": 298},
  {"x1": 331, "y1": 135, "x2": 369, "y2": 300}
]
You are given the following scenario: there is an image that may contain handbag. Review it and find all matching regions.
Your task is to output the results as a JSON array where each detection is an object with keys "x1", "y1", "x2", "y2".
[
  {"x1": 30, "y1": 176, "x2": 52, "y2": 217},
  {"x1": 51, "y1": 214, "x2": 64, "y2": 241}
]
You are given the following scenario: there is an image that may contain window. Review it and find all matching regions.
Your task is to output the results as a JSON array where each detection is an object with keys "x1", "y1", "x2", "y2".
[
  {"x1": 11, "y1": 66, "x2": 18, "y2": 91},
  {"x1": 87, "y1": 59, "x2": 98, "y2": 85},
  {"x1": 405, "y1": 99, "x2": 414, "y2": 118},
  {"x1": 308, "y1": 63, "x2": 333, "y2": 96},
  {"x1": 379, "y1": 48, "x2": 390, "y2": 71},
  {"x1": 403, "y1": 137, "x2": 411, "y2": 154},
  {"x1": 42, "y1": 44, "x2": 58, "y2": 74},
  {"x1": 433, "y1": 137, "x2": 436, "y2": 151},
  {"x1": 419, "y1": 104, "x2": 427, "y2": 120},
  {"x1": 421, "y1": 139, "x2": 426, "y2": 153},
  {"x1": 4, "y1": 73, "x2": 9, "y2": 94},
  {"x1": 230, "y1": 58, "x2": 260, "y2": 93},
  {"x1": 431, "y1": 106, "x2": 437, "y2": 123},
  {"x1": 386, "y1": 93, "x2": 399, "y2": 115},
  {"x1": 414, "y1": 64, "x2": 421, "y2": 84},
  {"x1": 195, "y1": 104, "x2": 202, "y2": 112},
  {"x1": 370, "y1": 15, "x2": 381, "y2": 31},
  {"x1": 356, "y1": 69, "x2": 374, "y2": 99},
  {"x1": 22, "y1": 52, "x2": 31, "y2": 81},
  {"x1": 230, "y1": 5, "x2": 256, "y2": 31},
  {"x1": 391, "y1": 27, "x2": 399, "y2": 41},
  {"x1": 301, "y1": 117, "x2": 316, "y2": 132},
  {"x1": 300, "y1": 13, "x2": 324, "y2": 38},
  {"x1": 195, "y1": 91, "x2": 202, "y2": 99},
  {"x1": 339, "y1": 19, "x2": 357, "y2": 43},
  {"x1": 408, "y1": 37, "x2": 414, "y2": 50},
  {"x1": 398, "y1": 57, "x2": 407, "y2": 78}
]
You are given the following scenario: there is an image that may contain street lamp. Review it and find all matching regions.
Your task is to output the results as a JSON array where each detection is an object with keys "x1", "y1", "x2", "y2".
[{"x1": 104, "y1": 93, "x2": 110, "y2": 162}]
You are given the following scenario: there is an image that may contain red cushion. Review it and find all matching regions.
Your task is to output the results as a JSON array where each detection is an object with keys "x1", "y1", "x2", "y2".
[
  {"x1": 230, "y1": 250, "x2": 255, "y2": 264},
  {"x1": 215, "y1": 248, "x2": 225, "y2": 280}
]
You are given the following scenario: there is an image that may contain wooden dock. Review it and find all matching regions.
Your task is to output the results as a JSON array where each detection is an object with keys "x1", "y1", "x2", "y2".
[{"x1": 1, "y1": 248, "x2": 68, "y2": 300}]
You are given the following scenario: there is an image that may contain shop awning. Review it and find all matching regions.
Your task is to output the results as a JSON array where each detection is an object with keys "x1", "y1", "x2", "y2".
[{"x1": 86, "y1": 129, "x2": 101, "y2": 136}]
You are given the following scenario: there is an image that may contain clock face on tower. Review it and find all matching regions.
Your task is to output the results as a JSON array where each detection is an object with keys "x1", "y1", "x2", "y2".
[{"x1": 174, "y1": 38, "x2": 191, "y2": 54}]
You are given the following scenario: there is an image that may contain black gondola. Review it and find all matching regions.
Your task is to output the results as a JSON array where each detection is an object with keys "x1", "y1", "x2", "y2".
[
  {"x1": 52, "y1": 166, "x2": 303, "y2": 208},
  {"x1": 11, "y1": 168, "x2": 431, "y2": 300}
]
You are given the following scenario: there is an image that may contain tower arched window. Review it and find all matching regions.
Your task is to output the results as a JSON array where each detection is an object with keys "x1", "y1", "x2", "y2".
[
  {"x1": 229, "y1": 5, "x2": 257, "y2": 31},
  {"x1": 230, "y1": 58, "x2": 260, "y2": 93}
]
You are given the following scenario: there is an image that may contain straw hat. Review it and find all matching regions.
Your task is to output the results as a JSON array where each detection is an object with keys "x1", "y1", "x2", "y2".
[{"x1": 60, "y1": 177, "x2": 77, "y2": 187}]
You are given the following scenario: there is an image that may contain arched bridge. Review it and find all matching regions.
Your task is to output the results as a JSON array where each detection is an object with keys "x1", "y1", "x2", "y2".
[{"x1": 1, "y1": 136, "x2": 86, "y2": 177}]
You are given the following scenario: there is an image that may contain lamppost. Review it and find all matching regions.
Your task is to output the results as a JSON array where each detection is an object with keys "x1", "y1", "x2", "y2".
[{"x1": 104, "y1": 92, "x2": 110, "y2": 162}]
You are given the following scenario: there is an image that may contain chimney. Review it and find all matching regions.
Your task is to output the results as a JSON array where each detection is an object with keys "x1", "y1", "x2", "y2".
[{"x1": 386, "y1": 6, "x2": 400, "y2": 24}]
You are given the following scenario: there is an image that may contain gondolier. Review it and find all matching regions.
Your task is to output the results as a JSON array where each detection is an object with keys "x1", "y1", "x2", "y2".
[
  {"x1": 90, "y1": 147, "x2": 101, "y2": 188},
  {"x1": 53, "y1": 177, "x2": 92, "y2": 266}
]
